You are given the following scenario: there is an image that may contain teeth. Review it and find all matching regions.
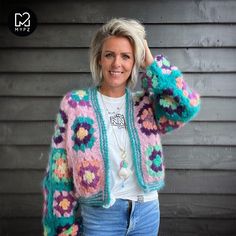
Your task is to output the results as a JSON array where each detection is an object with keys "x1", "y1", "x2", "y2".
[{"x1": 110, "y1": 71, "x2": 122, "y2": 75}]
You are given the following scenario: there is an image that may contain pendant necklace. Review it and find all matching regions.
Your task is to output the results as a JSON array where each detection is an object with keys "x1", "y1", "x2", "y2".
[{"x1": 99, "y1": 90, "x2": 131, "y2": 185}]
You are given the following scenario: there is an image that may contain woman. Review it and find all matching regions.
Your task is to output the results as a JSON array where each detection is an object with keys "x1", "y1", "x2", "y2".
[{"x1": 42, "y1": 18, "x2": 200, "y2": 236}]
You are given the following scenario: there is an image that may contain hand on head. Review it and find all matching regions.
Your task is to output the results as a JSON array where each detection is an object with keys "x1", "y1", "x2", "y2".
[{"x1": 141, "y1": 40, "x2": 154, "y2": 69}]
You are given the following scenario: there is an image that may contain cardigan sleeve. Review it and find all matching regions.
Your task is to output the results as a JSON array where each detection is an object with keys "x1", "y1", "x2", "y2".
[
  {"x1": 42, "y1": 96, "x2": 82, "y2": 236},
  {"x1": 141, "y1": 54, "x2": 201, "y2": 134}
]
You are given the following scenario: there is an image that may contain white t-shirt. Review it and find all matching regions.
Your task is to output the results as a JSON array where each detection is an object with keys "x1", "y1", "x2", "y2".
[{"x1": 97, "y1": 91, "x2": 158, "y2": 207}]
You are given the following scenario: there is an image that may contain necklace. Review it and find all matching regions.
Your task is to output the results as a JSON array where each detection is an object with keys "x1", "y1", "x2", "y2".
[{"x1": 99, "y1": 90, "x2": 131, "y2": 183}]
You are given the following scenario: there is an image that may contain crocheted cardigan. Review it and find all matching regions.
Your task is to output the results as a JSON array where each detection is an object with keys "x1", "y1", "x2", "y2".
[{"x1": 42, "y1": 55, "x2": 201, "y2": 236}]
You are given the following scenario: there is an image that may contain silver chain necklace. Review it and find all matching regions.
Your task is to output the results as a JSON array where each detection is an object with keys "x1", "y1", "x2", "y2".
[{"x1": 99, "y1": 90, "x2": 131, "y2": 183}]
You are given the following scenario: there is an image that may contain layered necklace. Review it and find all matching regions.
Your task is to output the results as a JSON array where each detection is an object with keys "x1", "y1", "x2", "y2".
[{"x1": 99, "y1": 89, "x2": 131, "y2": 184}]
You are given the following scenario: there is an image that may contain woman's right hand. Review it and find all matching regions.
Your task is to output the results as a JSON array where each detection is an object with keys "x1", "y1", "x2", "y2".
[{"x1": 141, "y1": 40, "x2": 154, "y2": 69}]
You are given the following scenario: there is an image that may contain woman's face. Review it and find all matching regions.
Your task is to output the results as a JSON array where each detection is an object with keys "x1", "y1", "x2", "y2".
[{"x1": 99, "y1": 36, "x2": 134, "y2": 93}]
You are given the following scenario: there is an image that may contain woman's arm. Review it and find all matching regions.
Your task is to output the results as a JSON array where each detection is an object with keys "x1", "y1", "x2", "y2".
[
  {"x1": 141, "y1": 40, "x2": 201, "y2": 134},
  {"x1": 42, "y1": 96, "x2": 82, "y2": 236}
]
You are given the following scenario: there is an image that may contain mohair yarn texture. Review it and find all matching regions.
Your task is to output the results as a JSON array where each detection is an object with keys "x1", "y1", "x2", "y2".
[{"x1": 42, "y1": 55, "x2": 201, "y2": 236}]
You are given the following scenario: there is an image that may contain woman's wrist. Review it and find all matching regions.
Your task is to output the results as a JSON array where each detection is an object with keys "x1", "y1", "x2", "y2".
[{"x1": 144, "y1": 54, "x2": 154, "y2": 68}]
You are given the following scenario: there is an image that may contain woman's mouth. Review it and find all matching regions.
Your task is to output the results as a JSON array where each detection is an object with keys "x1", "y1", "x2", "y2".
[{"x1": 109, "y1": 70, "x2": 123, "y2": 75}]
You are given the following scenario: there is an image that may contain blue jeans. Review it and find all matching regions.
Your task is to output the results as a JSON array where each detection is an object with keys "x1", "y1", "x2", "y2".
[{"x1": 80, "y1": 198, "x2": 160, "y2": 236}]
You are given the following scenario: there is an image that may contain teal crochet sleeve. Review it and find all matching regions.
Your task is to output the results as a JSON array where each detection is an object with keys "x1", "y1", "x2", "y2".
[
  {"x1": 141, "y1": 54, "x2": 201, "y2": 134},
  {"x1": 42, "y1": 96, "x2": 82, "y2": 236}
]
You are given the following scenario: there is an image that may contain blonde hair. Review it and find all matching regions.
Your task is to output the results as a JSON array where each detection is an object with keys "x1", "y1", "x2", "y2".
[{"x1": 89, "y1": 18, "x2": 146, "y2": 89}]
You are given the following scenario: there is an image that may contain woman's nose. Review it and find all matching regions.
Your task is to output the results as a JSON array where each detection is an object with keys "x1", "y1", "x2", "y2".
[{"x1": 112, "y1": 56, "x2": 121, "y2": 67}]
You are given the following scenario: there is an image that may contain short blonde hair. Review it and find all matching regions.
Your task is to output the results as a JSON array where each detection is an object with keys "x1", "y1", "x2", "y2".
[{"x1": 90, "y1": 18, "x2": 146, "y2": 89}]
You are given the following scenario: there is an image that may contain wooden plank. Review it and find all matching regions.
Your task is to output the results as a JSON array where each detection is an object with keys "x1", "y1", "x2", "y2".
[
  {"x1": 0, "y1": 122, "x2": 235, "y2": 145},
  {"x1": 1, "y1": 193, "x2": 236, "y2": 218},
  {"x1": 0, "y1": 73, "x2": 235, "y2": 97},
  {"x1": 0, "y1": 97, "x2": 235, "y2": 121},
  {"x1": 1, "y1": 145, "x2": 236, "y2": 170},
  {"x1": 0, "y1": 170, "x2": 235, "y2": 194},
  {"x1": 0, "y1": 121, "x2": 54, "y2": 145},
  {"x1": 0, "y1": 146, "x2": 49, "y2": 170},
  {"x1": 162, "y1": 122, "x2": 236, "y2": 146},
  {"x1": 159, "y1": 218, "x2": 236, "y2": 236},
  {"x1": 0, "y1": 218, "x2": 43, "y2": 236},
  {"x1": 1, "y1": 24, "x2": 236, "y2": 48},
  {"x1": 159, "y1": 194, "x2": 236, "y2": 218},
  {"x1": 147, "y1": 24, "x2": 236, "y2": 48},
  {"x1": 163, "y1": 146, "x2": 236, "y2": 170},
  {"x1": 0, "y1": 24, "x2": 97, "y2": 48},
  {"x1": 184, "y1": 73, "x2": 236, "y2": 97},
  {"x1": 0, "y1": 170, "x2": 43, "y2": 193},
  {"x1": 0, "y1": 97, "x2": 61, "y2": 121},
  {"x1": 0, "y1": 73, "x2": 93, "y2": 96},
  {"x1": 0, "y1": 49, "x2": 89, "y2": 73},
  {"x1": 198, "y1": 98, "x2": 236, "y2": 121},
  {"x1": 164, "y1": 170, "x2": 236, "y2": 194},
  {"x1": 1, "y1": 0, "x2": 236, "y2": 23},
  {"x1": 0, "y1": 194, "x2": 42, "y2": 217},
  {"x1": 1, "y1": 49, "x2": 236, "y2": 72}
]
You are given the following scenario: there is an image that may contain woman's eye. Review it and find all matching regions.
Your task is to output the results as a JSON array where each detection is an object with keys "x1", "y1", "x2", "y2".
[
  {"x1": 105, "y1": 53, "x2": 113, "y2": 58},
  {"x1": 122, "y1": 55, "x2": 130, "y2": 60}
]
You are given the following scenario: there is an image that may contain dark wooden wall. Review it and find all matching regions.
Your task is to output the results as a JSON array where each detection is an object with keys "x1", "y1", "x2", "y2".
[{"x1": 0, "y1": 0, "x2": 236, "y2": 235}]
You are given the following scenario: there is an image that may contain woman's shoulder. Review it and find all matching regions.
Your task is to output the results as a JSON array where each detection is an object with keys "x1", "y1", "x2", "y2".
[
  {"x1": 60, "y1": 88, "x2": 91, "y2": 111},
  {"x1": 64, "y1": 88, "x2": 89, "y2": 99}
]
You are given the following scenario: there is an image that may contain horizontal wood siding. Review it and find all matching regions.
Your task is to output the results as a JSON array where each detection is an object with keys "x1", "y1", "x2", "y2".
[
  {"x1": 1, "y1": 170, "x2": 236, "y2": 194},
  {"x1": 1, "y1": 145, "x2": 236, "y2": 170},
  {"x1": 0, "y1": 0, "x2": 236, "y2": 235},
  {"x1": 1, "y1": 25, "x2": 236, "y2": 48},
  {"x1": 1, "y1": 48, "x2": 236, "y2": 72},
  {"x1": 2, "y1": 0, "x2": 236, "y2": 23},
  {"x1": 0, "y1": 73, "x2": 235, "y2": 97}
]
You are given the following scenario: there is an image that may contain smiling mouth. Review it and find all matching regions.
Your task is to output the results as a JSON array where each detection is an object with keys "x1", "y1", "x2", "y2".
[{"x1": 109, "y1": 71, "x2": 124, "y2": 75}]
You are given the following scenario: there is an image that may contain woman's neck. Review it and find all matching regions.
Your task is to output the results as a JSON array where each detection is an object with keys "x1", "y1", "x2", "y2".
[{"x1": 99, "y1": 86, "x2": 126, "y2": 98}]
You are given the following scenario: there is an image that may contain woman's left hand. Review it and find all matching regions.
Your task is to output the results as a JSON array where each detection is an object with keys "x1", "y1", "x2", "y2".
[{"x1": 141, "y1": 40, "x2": 154, "y2": 69}]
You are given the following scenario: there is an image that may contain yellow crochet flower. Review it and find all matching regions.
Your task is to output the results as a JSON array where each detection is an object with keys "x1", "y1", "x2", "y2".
[{"x1": 77, "y1": 127, "x2": 89, "y2": 140}]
